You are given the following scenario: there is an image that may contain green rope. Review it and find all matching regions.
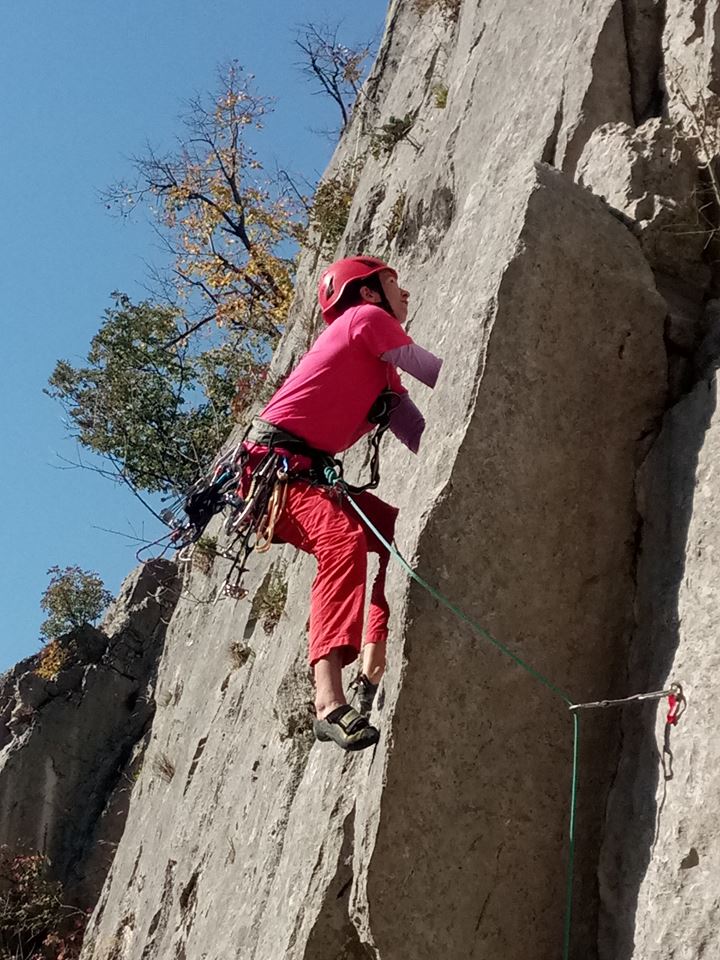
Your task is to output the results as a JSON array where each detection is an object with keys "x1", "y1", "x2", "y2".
[
  {"x1": 339, "y1": 484, "x2": 580, "y2": 960},
  {"x1": 564, "y1": 712, "x2": 579, "y2": 960}
]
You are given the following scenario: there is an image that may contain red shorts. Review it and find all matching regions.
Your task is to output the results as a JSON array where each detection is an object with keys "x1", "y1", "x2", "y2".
[{"x1": 242, "y1": 445, "x2": 398, "y2": 666}]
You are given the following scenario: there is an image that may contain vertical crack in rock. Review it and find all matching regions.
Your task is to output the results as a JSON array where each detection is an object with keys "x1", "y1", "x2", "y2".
[
  {"x1": 182, "y1": 736, "x2": 208, "y2": 796},
  {"x1": 346, "y1": 184, "x2": 387, "y2": 252},
  {"x1": 594, "y1": 62, "x2": 720, "y2": 943},
  {"x1": 542, "y1": 89, "x2": 565, "y2": 167},
  {"x1": 597, "y1": 376, "x2": 718, "y2": 960},
  {"x1": 302, "y1": 809, "x2": 373, "y2": 960},
  {"x1": 687, "y1": 0, "x2": 709, "y2": 44},
  {"x1": 471, "y1": 841, "x2": 504, "y2": 940},
  {"x1": 620, "y1": 0, "x2": 667, "y2": 123},
  {"x1": 467, "y1": 22, "x2": 486, "y2": 58},
  {"x1": 422, "y1": 45, "x2": 441, "y2": 93},
  {"x1": 562, "y1": 1, "x2": 635, "y2": 174},
  {"x1": 141, "y1": 859, "x2": 177, "y2": 959}
]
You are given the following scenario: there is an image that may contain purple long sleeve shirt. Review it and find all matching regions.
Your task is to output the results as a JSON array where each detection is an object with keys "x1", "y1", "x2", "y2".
[{"x1": 381, "y1": 343, "x2": 443, "y2": 452}]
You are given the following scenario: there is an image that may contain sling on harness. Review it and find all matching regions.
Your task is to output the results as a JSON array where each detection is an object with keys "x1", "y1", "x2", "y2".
[
  {"x1": 248, "y1": 389, "x2": 398, "y2": 494},
  {"x1": 151, "y1": 391, "x2": 399, "y2": 598},
  {"x1": 216, "y1": 400, "x2": 397, "y2": 598}
]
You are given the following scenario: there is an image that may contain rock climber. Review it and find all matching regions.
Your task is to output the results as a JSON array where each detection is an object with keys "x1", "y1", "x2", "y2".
[{"x1": 242, "y1": 256, "x2": 442, "y2": 751}]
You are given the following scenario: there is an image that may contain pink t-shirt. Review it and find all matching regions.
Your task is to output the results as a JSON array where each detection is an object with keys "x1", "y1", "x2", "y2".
[{"x1": 259, "y1": 303, "x2": 413, "y2": 454}]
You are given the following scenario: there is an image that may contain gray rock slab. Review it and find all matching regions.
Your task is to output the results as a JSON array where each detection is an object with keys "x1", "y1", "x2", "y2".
[
  {"x1": 599, "y1": 372, "x2": 720, "y2": 960},
  {"x1": 0, "y1": 559, "x2": 179, "y2": 907},
  {"x1": 665, "y1": 0, "x2": 720, "y2": 112},
  {"x1": 350, "y1": 163, "x2": 666, "y2": 960},
  {"x1": 576, "y1": 120, "x2": 708, "y2": 290},
  {"x1": 79, "y1": 159, "x2": 666, "y2": 960}
]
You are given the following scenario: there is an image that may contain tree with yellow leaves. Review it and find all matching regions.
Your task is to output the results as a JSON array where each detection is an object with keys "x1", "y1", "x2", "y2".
[
  {"x1": 50, "y1": 50, "x2": 375, "y2": 504},
  {"x1": 105, "y1": 63, "x2": 304, "y2": 350},
  {"x1": 50, "y1": 66, "x2": 305, "y2": 501}
]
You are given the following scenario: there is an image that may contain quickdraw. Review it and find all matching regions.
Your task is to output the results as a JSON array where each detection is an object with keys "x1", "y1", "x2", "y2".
[
  {"x1": 217, "y1": 447, "x2": 291, "y2": 599},
  {"x1": 665, "y1": 687, "x2": 686, "y2": 726},
  {"x1": 568, "y1": 682, "x2": 685, "y2": 716}
]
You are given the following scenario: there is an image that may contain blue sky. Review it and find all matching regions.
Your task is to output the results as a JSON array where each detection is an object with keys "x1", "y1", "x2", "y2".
[{"x1": 0, "y1": 1, "x2": 388, "y2": 672}]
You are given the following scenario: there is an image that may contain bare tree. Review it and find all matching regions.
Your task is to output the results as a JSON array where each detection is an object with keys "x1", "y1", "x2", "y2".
[{"x1": 295, "y1": 23, "x2": 374, "y2": 134}]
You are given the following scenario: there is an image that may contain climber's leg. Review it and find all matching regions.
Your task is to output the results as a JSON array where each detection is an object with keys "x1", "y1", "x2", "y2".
[
  {"x1": 313, "y1": 648, "x2": 346, "y2": 717},
  {"x1": 356, "y1": 492, "x2": 398, "y2": 691},
  {"x1": 311, "y1": 622, "x2": 380, "y2": 750},
  {"x1": 362, "y1": 639, "x2": 386, "y2": 685},
  {"x1": 271, "y1": 482, "x2": 370, "y2": 711}
]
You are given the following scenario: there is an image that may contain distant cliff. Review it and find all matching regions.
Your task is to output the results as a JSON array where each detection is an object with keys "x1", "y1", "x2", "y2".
[
  {"x1": 3, "y1": 2, "x2": 720, "y2": 958},
  {"x1": 0, "y1": 561, "x2": 179, "y2": 909}
]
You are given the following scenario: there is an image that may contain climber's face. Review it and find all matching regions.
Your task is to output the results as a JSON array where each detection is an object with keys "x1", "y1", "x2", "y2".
[{"x1": 378, "y1": 270, "x2": 410, "y2": 324}]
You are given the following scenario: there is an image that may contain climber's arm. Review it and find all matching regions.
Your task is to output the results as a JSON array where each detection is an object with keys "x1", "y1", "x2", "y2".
[
  {"x1": 388, "y1": 392, "x2": 426, "y2": 454},
  {"x1": 381, "y1": 343, "x2": 442, "y2": 388}
]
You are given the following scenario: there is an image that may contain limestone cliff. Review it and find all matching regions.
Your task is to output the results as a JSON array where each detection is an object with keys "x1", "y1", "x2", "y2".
[
  {"x1": 0, "y1": 560, "x2": 179, "y2": 909},
  {"x1": 3, "y1": 1, "x2": 720, "y2": 958}
]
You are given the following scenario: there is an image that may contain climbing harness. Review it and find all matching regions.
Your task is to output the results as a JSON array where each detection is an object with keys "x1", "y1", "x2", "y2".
[
  {"x1": 216, "y1": 446, "x2": 291, "y2": 599},
  {"x1": 144, "y1": 404, "x2": 396, "y2": 598},
  {"x1": 316, "y1": 462, "x2": 684, "y2": 960},
  {"x1": 215, "y1": 409, "x2": 394, "y2": 597}
]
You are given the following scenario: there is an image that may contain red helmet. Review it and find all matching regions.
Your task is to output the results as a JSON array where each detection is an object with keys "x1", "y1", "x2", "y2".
[{"x1": 318, "y1": 255, "x2": 397, "y2": 323}]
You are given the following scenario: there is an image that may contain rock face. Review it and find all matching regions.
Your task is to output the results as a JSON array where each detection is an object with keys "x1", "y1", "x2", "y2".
[
  {"x1": 5, "y1": 1, "x2": 720, "y2": 958},
  {"x1": 598, "y1": 373, "x2": 720, "y2": 960},
  {"x1": 77, "y1": 156, "x2": 667, "y2": 960},
  {"x1": 0, "y1": 560, "x2": 179, "y2": 907}
]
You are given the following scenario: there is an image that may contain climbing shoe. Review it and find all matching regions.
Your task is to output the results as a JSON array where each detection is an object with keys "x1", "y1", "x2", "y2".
[
  {"x1": 313, "y1": 705, "x2": 380, "y2": 752},
  {"x1": 349, "y1": 673, "x2": 379, "y2": 717}
]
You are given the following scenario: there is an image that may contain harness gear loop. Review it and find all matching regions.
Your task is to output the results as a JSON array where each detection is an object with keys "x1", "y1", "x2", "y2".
[
  {"x1": 255, "y1": 471, "x2": 288, "y2": 553},
  {"x1": 159, "y1": 404, "x2": 392, "y2": 601}
]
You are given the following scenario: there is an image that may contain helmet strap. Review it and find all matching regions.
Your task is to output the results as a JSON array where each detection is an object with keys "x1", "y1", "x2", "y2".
[{"x1": 360, "y1": 277, "x2": 395, "y2": 318}]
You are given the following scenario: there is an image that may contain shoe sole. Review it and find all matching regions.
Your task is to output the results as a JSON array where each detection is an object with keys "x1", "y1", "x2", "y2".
[{"x1": 313, "y1": 721, "x2": 380, "y2": 752}]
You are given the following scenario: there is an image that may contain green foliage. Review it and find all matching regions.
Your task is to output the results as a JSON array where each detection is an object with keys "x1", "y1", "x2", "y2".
[
  {"x1": 432, "y1": 83, "x2": 449, "y2": 108},
  {"x1": 54, "y1": 67, "x2": 304, "y2": 502},
  {"x1": 370, "y1": 113, "x2": 417, "y2": 159},
  {"x1": 308, "y1": 159, "x2": 364, "y2": 253},
  {"x1": 256, "y1": 563, "x2": 288, "y2": 633},
  {"x1": 414, "y1": 0, "x2": 462, "y2": 20},
  {"x1": 384, "y1": 192, "x2": 407, "y2": 248},
  {"x1": 0, "y1": 849, "x2": 86, "y2": 959},
  {"x1": 47, "y1": 294, "x2": 268, "y2": 495},
  {"x1": 193, "y1": 536, "x2": 218, "y2": 576},
  {"x1": 153, "y1": 752, "x2": 175, "y2": 783},
  {"x1": 39, "y1": 566, "x2": 113, "y2": 643},
  {"x1": 229, "y1": 640, "x2": 254, "y2": 670}
]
